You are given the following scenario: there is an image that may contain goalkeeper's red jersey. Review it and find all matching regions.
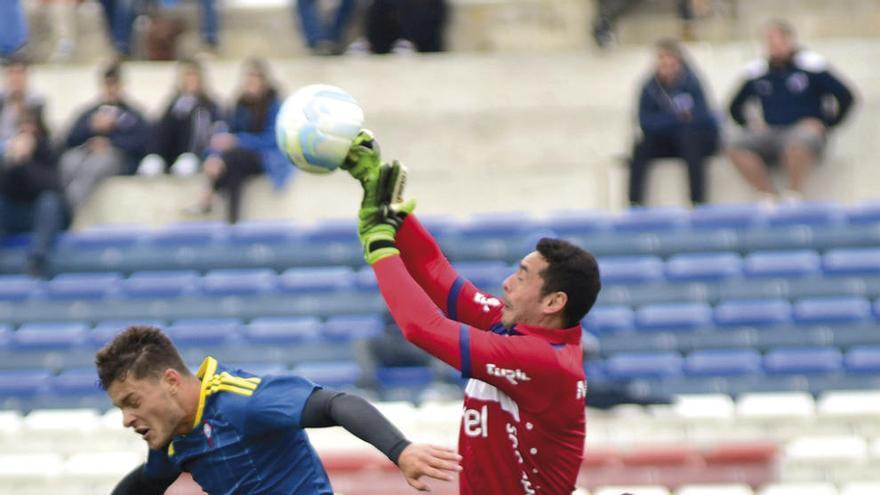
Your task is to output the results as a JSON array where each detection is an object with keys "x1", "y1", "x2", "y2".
[{"x1": 372, "y1": 215, "x2": 587, "y2": 495}]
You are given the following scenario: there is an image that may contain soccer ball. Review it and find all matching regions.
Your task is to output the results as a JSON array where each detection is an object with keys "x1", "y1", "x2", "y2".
[{"x1": 275, "y1": 84, "x2": 365, "y2": 174}]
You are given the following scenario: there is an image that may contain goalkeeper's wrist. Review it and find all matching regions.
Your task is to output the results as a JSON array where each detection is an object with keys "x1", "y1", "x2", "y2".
[{"x1": 361, "y1": 225, "x2": 400, "y2": 265}]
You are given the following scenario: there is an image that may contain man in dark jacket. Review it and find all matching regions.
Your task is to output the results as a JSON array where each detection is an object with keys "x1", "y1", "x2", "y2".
[
  {"x1": 60, "y1": 62, "x2": 149, "y2": 211},
  {"x1": 726, "y1": 19, "x2": 855, "y2": 202},
  {"x1": 629, "y1": 39, "x2": 719, "y2": 206},
  {"x1": 0, "y1": 110, "x2": 68, "y2": 278}
]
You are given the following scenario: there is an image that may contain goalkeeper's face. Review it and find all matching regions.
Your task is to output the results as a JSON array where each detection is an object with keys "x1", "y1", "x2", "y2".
[
  {"x1": 108, "y1": 369, "x2": 191, "y2": 450},
  {"x1": 501, "y1": 251, "x2": 565, "y2": 328}
]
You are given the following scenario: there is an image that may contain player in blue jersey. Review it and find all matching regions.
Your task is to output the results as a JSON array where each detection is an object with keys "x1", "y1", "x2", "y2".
[{"x1": 96, "y1": 325, "x2": 461, "y2": 494}]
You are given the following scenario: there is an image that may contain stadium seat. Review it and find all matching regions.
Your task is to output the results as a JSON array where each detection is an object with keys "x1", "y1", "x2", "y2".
[
  {"x1": 652, "y1": 229, "x2": 739, "y2": 256},
  {"x1": 0, "y1": 453, "x2": 64, "y2": 478},
  {"x1": 716, "y1": 278, "x2": 786, "y2": 302},
  {"x1": 677, "y1": 484, "x2": 755, "y2": 495},
  {"x1": 376, "y1": 366, "x2": 434, "y2": 390},
  {"x1": 150, "y1": 221, "x2": 228, "y2": 246},
  {"x1": 23, "y1": 408, "x2": 102, "y2": 432},
  {"x1": 844, "y1": 346, "x2": 880, "y2": 373},
  {"x1": 841, "y1": 482, "x2": 880, "y2": 495},
  {"x1": 241, "y1": 317, "x2": 323, "y2": 344},
  {"x1": 279, "y1": 266, "x2": 356, "y2": 293},
  {"x1": 612, "y1": 206, "x2": 689, "y2": 233},
  {"x1": 50, "y1": 368, "x2": 102, "y2": 397},
  {"x1": 202, "y1": 268, "x2": 278, "y2": 296},
  {"x1": 669, "y1": 394, "x2": 736, "y2": 421},
  {"x1": 46, "y1": 272, "x2": 123, "y2": 300},
  {"x1": 228, "y1": 220, "x2": 300, "y2": 244},
  {"x1": 301, "y1": 218, "x2": 359, "y2": 243},
  {"x1": 783, "y1": 435, "x2": 868, "y2": 464},
  {"x1": 583, "y1": 306, "x2": 635, "y2": 334},
  {"x1": 536, "y1": 210, "x2": 611, "y2": 236},
  {"x1": 665, "y1": 252, "x2": 743, "y2": 282},
  {"x1": 63, "y1": 451, "x2": 143, "y2": 478},
  {"x1": 763, "y1": 347, "x2": 843, "y2": 375},
  {"x1": 598, "y1": 256, "x2": 665, "y2": 284},
  {"x1": 292, "y1": 361, "x2": 362, "y2": 389},
  {"x1": 353, "y1": 266, "x2": 378, "y2": 291},
  {"x1": 13, "y1": 322, "x2": 89, "y2": 349},
  {"x1": 452, "y1": 212, "x2": 538, "y2": 238},
  {"x1": 453, "y1": 260, "x2": 510, "y2": 290},
  {"x1": 817, "y1": 390, "x2": 880, "y2": 418},
  {"x1": 689, "y1": 203, "x2": 768, "y2": 230},
  {"x1": 792, "y1": 296, "x2": 872, "y2": 325},
  {"x1": 605, "y1": 352, "x2": 683, "y2": 379},
  {"x1": 164, "y1": 318, "x2": 242, "y2": 347},
  {"x1": 736, "y1": 392, "x2": 815, "y2": 420},
  {"x1": 58, "y1": 224, "x2": 150, "y2": 249},
  {"x1": 785, "y1": 276, "x2": 866, "y2": 300},
  {"x1": 759, "y1": 483, "x2": 838, "y2": 495},
  {"x1": 844, "y1": 200, "x2": 880, "y2": 225},
  {"x1": 0, "y1": 369, "x2": 51, "y2": 398},
  {"x1": 635, "y1": 303, "x2": 713, "y2": 331},
  {"x1": 822, "y1": 248, "x2": 880, "y2": 276},
  {"x1": 713, "y1": 300, "x2": 792, "y2": 327},
  {"x1": 0, "y1": 275, "x2": 43, "y2": 301},
  {"x1": 765, "y1": 202, "x2": 845, "y2": 227},
  {"x1": 684, "y1": 349, "x2": 763, "y2": 377},
  {"x1": 121, "y1": 270, "x2": 201, "y2": 298},
  {"x1": 743, "y1": 250, "x2": 821, "y2": 278},
  {"x1": 322, "y1": 315, "x2": 384, "y2": 341}
]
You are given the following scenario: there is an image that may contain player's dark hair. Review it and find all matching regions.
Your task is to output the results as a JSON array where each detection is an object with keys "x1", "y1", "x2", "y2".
[
  {"x1": 535, "y1": 238, "x2": 601, "y2": 328},
  {"x1": 95, "y1": 326, "x2": 190, "y2": 390}
]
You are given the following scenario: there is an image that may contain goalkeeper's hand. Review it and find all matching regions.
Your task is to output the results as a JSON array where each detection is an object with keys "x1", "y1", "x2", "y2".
[{"x1": 342, "y1": 130, "x2": 414, "y2": 265}]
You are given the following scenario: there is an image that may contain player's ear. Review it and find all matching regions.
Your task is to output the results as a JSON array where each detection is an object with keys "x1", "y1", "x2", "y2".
[
  {"x1": 163, "y1": 368, "x2": 182, "y2": 393},
  {"x1": 543, "y1": 291, "x2": 567, "y2": 315}
]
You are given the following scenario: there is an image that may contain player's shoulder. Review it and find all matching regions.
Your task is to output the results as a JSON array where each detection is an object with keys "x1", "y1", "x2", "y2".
[{"x1": 793, "y1": 50, "x2": 829, "y2": 73}]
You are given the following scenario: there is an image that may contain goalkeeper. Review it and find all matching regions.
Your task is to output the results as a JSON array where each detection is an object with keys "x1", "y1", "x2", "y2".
[{"x1": 344, "y1": 131, "x2": 602, "y2": 495}]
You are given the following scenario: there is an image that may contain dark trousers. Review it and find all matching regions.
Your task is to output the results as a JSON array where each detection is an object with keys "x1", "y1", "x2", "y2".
[
  {"x1": 296, "y1": 0, "x2": 356, "y2": 48},
  {"x1": 366, "y1": 0, "x2": 448, "y2": 53},
  {"x1": 628, "y1": 128, "x2": 717, "y2": 206},
  {"x1": 0, "y1": 191, "x2": 69, "y2": 263},
  {"x1": 213, "y1": 148, "x2": 263, "y2": 223}
]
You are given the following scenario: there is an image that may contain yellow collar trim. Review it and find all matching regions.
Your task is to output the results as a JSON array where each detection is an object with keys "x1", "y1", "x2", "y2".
[{"x1": 193, "y1": 356, "x2": 218, "y2": 429}]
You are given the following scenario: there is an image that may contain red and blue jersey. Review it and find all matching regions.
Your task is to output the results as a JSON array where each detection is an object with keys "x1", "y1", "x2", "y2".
[
  {"x1": 373, "y1": 215, "x2": 587, "y2": 495},
  {"x1": 145, "y1": 357, "x2": 334, "y2": 495}
]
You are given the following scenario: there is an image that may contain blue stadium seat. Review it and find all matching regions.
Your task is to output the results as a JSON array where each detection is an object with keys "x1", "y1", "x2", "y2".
[
  {"x1": 279, "y1": 267, "x2": 356, "y2": 293},
  {"x1": 91, "y1": 320, "x2": 166, "y2": 346},
  {"x1": 684, "y1": 349, "x2": 762, "y2": 376},
  {"x1": 597, "y1": 330, "x2": 681, "y2": 354},
  {"x1": 0, "y1": 369, "x2": 52, "y2": 397},
  {"x1": 46, "y1": 272, "x2": 123, "y2": 300},
  {"x1": 793, "y1": 296, "x2": 873, "y2": 325},
  {"x1": 0, "y1": 275, "x2": 43, "y2": 301},
  {"x1": 58, "y1": 224, "x2": 151, "y2": 249},
  {"x1": 765, "y1": 202, "x2": 845, "y2": 227},
  {"x1": 0, "y1": 324, "x2": 11, "y2": 349},
  {"x1": 121, "y1": 270, "x2": 201, "y2": 298},
  {"x1": 665, "y1": 252, "x2": 743, "y2": 282},
  {"x1": 322, "y1": 315, "x2": 384, "y2": 341},
  {"x1": 150, "y1": 221, "x2": 228, "y2": 246},
  {"x1": 353, "y1": 266, "x2": 378, "y2": 291},
  {"x1": 844, "y1": 346, "x2": 880, "y2": 373},
  {"x1": 241, "y1": 317, "x2": 323, "y2": 344},
  {"x1": 453, "y1": 261, "x2": 509, "y2": 290},
  {"x1": 452, "y1": 212, "x2": 538, "y2": 239},
  {"x1": 715, "y1": 278, "x2": 786, "y2": 302},
  {"x1": 376, "y1": 366, "x2": 434, "y2": 389},
  {"x1": 823, "y1": 248, "x2": 880, "y2": 276},
  {"x1": 598, "y1": 256, "x2": 665, "y2": 284},
  {"x1": 612, "y1": 206, "x2": 689, "y2": 233},
  {"x1": 688, "y1": 203, "x2": 768, "y2": 230},
  {"x1": 763, "y1": 347, "x2": 843, "y2": 375},
  {"x1": 845, "y1": 201, "x2": 880, "y2": 225},
  {"x1": 652, "y1": 229, "x2": 739, "y2": 256},
  {"x1": 228, "y1": 220, "x2": 300, "y2": 244},
  {"x1": 229, "y1": 362, "x2": 288, "y2": 376},
  {"x1": 744, "y1": 250, "x2": 821, "y2": 278},
  {"x1": 294, "y1": 362, "x2": 362, "y2": 389},
  {"x1": 302, "y1": 218, "x2": 359, "y2": 243},
  {"x1": 785, "y1": 275, "x2": 866, "y2": 300},
  {"x1": 635, "y1": 303, "x2": 713, "y2": 331},
  {"x1": 714, "y1": 299, "x2": 792, "y2": 327},
  {"x1": 50, "y1": 368, "x2": 102, "y2": 396},
  {"x1": 164, "y1": 318, "x2": 242, "y2": 347},
  {"x1": 535, "y1": 210, "x2": 611, "y2": 236},
  {"x1": 604, "y1": 352, "x2": 683, "y2": 379},
  {"x1": 202, "y1": 269, "x2": 278, "y2": 296},
  {"x1": 583, "y1": 306, "x2": 635, "y2": 334},
  {"x1": 14, "y1": 322, "x2": 89, "y2": 349}
]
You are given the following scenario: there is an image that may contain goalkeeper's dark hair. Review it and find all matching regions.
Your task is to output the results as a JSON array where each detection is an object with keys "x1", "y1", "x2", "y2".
[
  {"x1": 536, "y1": 238, "x2": 601, "y2": 328},
  {"x1": 96, "y1": 326, "x2": 191, "y2": 390}
]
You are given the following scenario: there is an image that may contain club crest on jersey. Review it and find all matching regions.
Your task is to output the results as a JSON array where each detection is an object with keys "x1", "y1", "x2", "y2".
[
  {"x1": 203, "y1": 421, "x2": 214, "y2": 448},
  {"x1": 473, "y1": 293, "x2": 501, "y2": 313},
  {"x1": 486, "y1": 363, "x2": 530, "y2": 385}
]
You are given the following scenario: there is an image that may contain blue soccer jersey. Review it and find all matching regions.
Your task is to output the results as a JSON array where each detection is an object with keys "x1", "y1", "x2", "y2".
[{"x1": 144, "y1": 357, "x2": 334, "y2": 495}]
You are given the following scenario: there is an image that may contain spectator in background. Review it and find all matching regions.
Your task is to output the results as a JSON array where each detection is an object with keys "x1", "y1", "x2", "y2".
[
  {"x1": 593, "y1": 0, "x2": 696, "y2": 48},
  {"x1": 365, "y1": 0, "x2": 448, "y2": 54},
  {"x1": 295, "y1": 0, "x2": 356, "y2": 56},
  {"x1": 98, "y1": 0, "x2": 138, "y2": 57},
  {"x1": 726, "y1": 19, "x2": 855, "y2": 203},
  {"x1": 0, "y1": 0, "x2": 29, "y2": 60},
  {"x1": 138, "y1": 58, "x2": 224, "y2": 176},
  {"x1": 188, "y1": 58, "x2": 290, "y2": 223},
  {"x1": 1, "y1": 56, "x2": 48, "y2": 153},
  {"x1": 629, "y1": 39, "x2": 718, "y2": 206},
  {"x1": 60, "y1": 62, "x2": 149, "y2": 210},
  {"x1": 0, "y1": 109, "x2": 69, "y2": 278}
]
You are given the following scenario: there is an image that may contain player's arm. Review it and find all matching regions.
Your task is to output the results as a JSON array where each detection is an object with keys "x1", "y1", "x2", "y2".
[{"x1": 110, "y1": 462, "x2": 178, "y2": 495}]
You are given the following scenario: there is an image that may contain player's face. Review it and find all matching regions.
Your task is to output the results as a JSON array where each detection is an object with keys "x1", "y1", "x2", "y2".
[
  {"x1": 501, "y1": 251, "x2": 550, "y2": 327},
  {"x1": 107, "y1": 371, "x2": 188, "y2": 450}
]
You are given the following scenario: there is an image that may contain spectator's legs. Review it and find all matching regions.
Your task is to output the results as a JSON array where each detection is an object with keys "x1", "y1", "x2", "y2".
[
  {"x1": 628, "y1": 134, "x2": 664, "y2": 206},
  {"x1": 366, "y1": 0, "x2": 400, "y2": 54},
  {"x1": 402, "y1": 0, "x2": 447, "y2": 52},
  {"x1": 781, "y1": 144, "x2": 815, "y2": 194},
  {"x1": 678, "y1": 128, "x2": 718, "y2": 205},
  {"x1": 199, "y1": 0, "x2": 219, "y2": 47},
  {"x1": 726, "y1": 147, "x2": 774, "y2": 195},
  {"x1": 99, "y1": 0, "x2": 136, "y2": 55},
  {"x1": 49, "y1": 0, "x2": 78, "y2": 62},
  {"x1": 296, "y1": 0, "x2": 324, "y2": 49},
  {"x1": 328, "y1": 0, "x2": 356, "y2": 46},
  {"x1": 214, "y1": 148, "x2": 263, "y2": 223},
  {"x1": 60, "y1": 147, "x2": 124, "y2": 210},
  {"x1": 28, "y1": 190, "x2": 68, "y2": 277}
]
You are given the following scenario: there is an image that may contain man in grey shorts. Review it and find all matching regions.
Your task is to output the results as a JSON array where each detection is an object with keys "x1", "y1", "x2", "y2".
[{"x1": 726, "y1": 19, "x2": 854, "y2": 202}]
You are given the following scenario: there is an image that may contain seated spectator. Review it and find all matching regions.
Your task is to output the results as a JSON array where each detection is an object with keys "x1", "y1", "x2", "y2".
[
  {"x1": 629, "y1": 39, "x2": 718, "y2": 206},
  {"x1": 60, "y1": 62, "x2": 149, "y2": 210},
  {"x1": 188, "y1": 58, "x2": 291, "y2": 223},
  {"x1": 139, "y1": 58, "x2": 224, "y2": 176},
  {"x1": 726, "y1": 19, "x2": 855, "y2": 203},
  {"x1": 1, "y1": 56, "x2": 47, "y2": 152},
  {"x1": 0, "y1": 110, "x2": 69, "y2": 278},
  {"x1": 0, "y1": 0, "x2": 28, "y2": 61},
  {"x1": 365, "y1": 0, "x2": 448, "y2": 54},
  {"x1": 295, "y1": 0, "x2": 356, "y2": 55}
]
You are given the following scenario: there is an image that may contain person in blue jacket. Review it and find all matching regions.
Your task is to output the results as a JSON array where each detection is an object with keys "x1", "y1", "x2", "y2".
[
  {"x1": 629, "y1": 39, "x2": 719, "y2": 206},
  {"x1": 726, "y1": 19, "x2": 855, "y2": 202},
  {"x1": 189, "y1": 58, "x2": 292, "y2": 223}
]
